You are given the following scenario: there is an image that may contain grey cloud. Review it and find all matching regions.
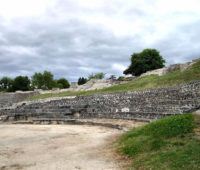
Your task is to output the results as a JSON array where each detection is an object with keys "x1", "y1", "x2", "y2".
[
  {"x1": 0, "y1": 17, "x2": 143, "y2": 81},
  {"x1": 150, "y1": 20, "x2": 200, "y2": 64},
  {"x1": 0, "y1": 1, "x2": 200, "y2": 82}
]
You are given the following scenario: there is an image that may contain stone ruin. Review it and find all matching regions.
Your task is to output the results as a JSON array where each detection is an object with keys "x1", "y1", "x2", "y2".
[
  {"x1": 0, "y1": 80, "x2": 200, "y2": 123},
  {"x1": 0, "y1": 58, "x2": 200, "y2": 124}
]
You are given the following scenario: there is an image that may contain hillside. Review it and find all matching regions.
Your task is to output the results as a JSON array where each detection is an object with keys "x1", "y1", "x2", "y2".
[
  {"x1": 118, "y1": 114, "x2": 200, "y2": 170},
  {"x1": 27, "y1": 60, "x2": 200, "y2": 101}
]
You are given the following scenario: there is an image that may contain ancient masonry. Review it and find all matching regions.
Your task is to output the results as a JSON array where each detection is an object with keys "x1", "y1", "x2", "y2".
[
  {"x1": 0, "y1": 91, "x2": 39, "y2": 108},
  {"x1": 0, "y1": 80, "x2": 200, "y2": 122}
]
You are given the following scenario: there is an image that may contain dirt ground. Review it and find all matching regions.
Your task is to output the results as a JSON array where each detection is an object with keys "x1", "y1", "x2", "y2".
[{"x1": 0, "y1": 124, "x2": 126, "y2": 170}]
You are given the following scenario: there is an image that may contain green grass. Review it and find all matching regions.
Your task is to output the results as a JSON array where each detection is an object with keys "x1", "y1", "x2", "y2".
[
  {"x1": 27, "y1": 61, "x2": 200, "y2": 101},
  {"x1": 118, "y1": 114, "x2": 200, "y2": 170}
]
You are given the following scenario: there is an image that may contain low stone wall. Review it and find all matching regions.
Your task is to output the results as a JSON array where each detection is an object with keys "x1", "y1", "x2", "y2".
[
  {"x1": 0, "y1": 91, "x2": 39, "y2": 108},
  {"x1": 1, "y1": 80, "x2": 200, "y2": 121}
]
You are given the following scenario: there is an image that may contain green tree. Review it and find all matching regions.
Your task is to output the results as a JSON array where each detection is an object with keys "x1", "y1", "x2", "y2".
[
  {"x1": 31, "y1": 73, "x2": 44, "y2": 89},
  {"x1": 78, "y1": 77, "x2": 87, "y2": 85},
  {"x1": 43, "y1": 71, "x2": 54, "y2": 90},
  {"x1": 57, "y1": 78, "x2": 70, "y2": 88},
  {"x1": 12, "y1": 76, "x2": 30, "y2": 91},
  {"x1": 0, "y1": 77, "x2": 13, "y2": 91},
  {"x1": 88, "y1": 72, "x2": 105, "y2": 80},
  {"x1": 31, "y1": 71, "x2": 55, "y2": 90},
  {"x1": 123, "y1": 49, "x2": 165, "y2": 76}
]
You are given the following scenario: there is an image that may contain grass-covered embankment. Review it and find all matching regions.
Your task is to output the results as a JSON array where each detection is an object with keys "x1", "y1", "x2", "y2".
[
  {"x1": 118, "y1": 114, "x2": 200, "y2": 170},
  {"x1": 27, "y1": 60, "x2": 200, "y2": 101}
]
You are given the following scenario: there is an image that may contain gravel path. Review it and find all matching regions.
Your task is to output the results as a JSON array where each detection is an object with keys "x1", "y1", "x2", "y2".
[{"x1": 0, "y1": 124, "x2": 123, "y2": 170}]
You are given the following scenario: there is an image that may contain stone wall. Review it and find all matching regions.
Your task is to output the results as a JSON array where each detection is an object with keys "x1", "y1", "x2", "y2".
[
  {"x1": 140, "y1": 58, "x2": 200, "y2": 77},
  {"x1": 0, "y1": 91, "x2": 39, "y2": 108},
  {"x1": 38, "y1": 79, "x2": 124, "y2": 95},
  {"x1": 1, "y1": 80, "x2": 200, "y2": 121}
]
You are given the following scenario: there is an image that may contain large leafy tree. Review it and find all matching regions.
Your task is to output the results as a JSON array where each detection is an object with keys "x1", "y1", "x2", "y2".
[
  {"x1": 31, "y1": 71, "x2": 55, "y2": 90},
  {"x1": 31, "y1": 73, "x2": 44, "y2": 89},
  {"x1": 12, "y1": 76, "x2": 30, "y2": 91},
  {"x1": 123, "y1": 49, "x2": 165, "y2": 76},
  {"x1": 43, "y1": 71, "x2": 54, "y2": 90},
  {"x1": 57, "y1": 78, "x2": 70, "y2": 88}
]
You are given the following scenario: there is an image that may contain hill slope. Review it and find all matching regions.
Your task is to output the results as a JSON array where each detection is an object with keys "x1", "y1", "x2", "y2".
[
  {"x1": 27, "y1": 60, "x2": 200, "y2": 101},
  {"x1": 118, "y1": 114, "x2": 200, "y2": 170}
]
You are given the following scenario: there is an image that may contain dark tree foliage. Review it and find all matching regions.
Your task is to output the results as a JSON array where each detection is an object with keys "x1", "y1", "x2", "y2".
[
  {"x1": 78, "y1": 77, "x2": 87, "y2": 85},
  {"x1": 1, "y1": 71, "x2": 71, "y2": 92},
  {"x1": 0, "y1": 77, "x2": 13, "y2": 91},
  {"x1": 11, "y1": 76, "x2": 30, "y2": 92},
  {"x1": 57, "y1": 78, "x2": 70, "y2": 88},
  {"x1": 123, "y1": 49, "x2": 165, "y2": 76}
]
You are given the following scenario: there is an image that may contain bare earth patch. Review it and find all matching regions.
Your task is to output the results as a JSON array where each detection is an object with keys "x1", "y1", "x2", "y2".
[{"x1": 0, "y1": 124, "x2": 126, "y2": 170}]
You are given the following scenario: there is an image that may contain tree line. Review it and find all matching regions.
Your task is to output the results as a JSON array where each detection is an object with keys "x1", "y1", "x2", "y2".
[
  {"x1": 0, "y1": 71, "x2": 69, "y2": 92},
  {"x1": 0, "y1": 71, "x2": 107, "y2": 92}
]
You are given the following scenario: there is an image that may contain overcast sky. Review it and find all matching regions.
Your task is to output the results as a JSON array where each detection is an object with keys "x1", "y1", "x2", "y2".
[{"x1": 0, "y1": 0, "x2": 200, "y2": 82}]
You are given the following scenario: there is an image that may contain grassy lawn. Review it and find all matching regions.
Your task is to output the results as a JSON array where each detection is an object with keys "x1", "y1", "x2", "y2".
[
  {"x1": 118, "y1": 114, "x2": 200, "y2": 170},
  {"x1": 27, "y1": 60, "x2": 200, "y2": 101}
]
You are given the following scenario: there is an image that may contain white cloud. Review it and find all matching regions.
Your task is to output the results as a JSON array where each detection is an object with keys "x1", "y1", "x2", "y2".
[
  {"x1": 112, "y1": 63, "x2": 127, "y2": 73},
  {"x1": 0, "y1": 0, "x2": 52, "y2": 19}
]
